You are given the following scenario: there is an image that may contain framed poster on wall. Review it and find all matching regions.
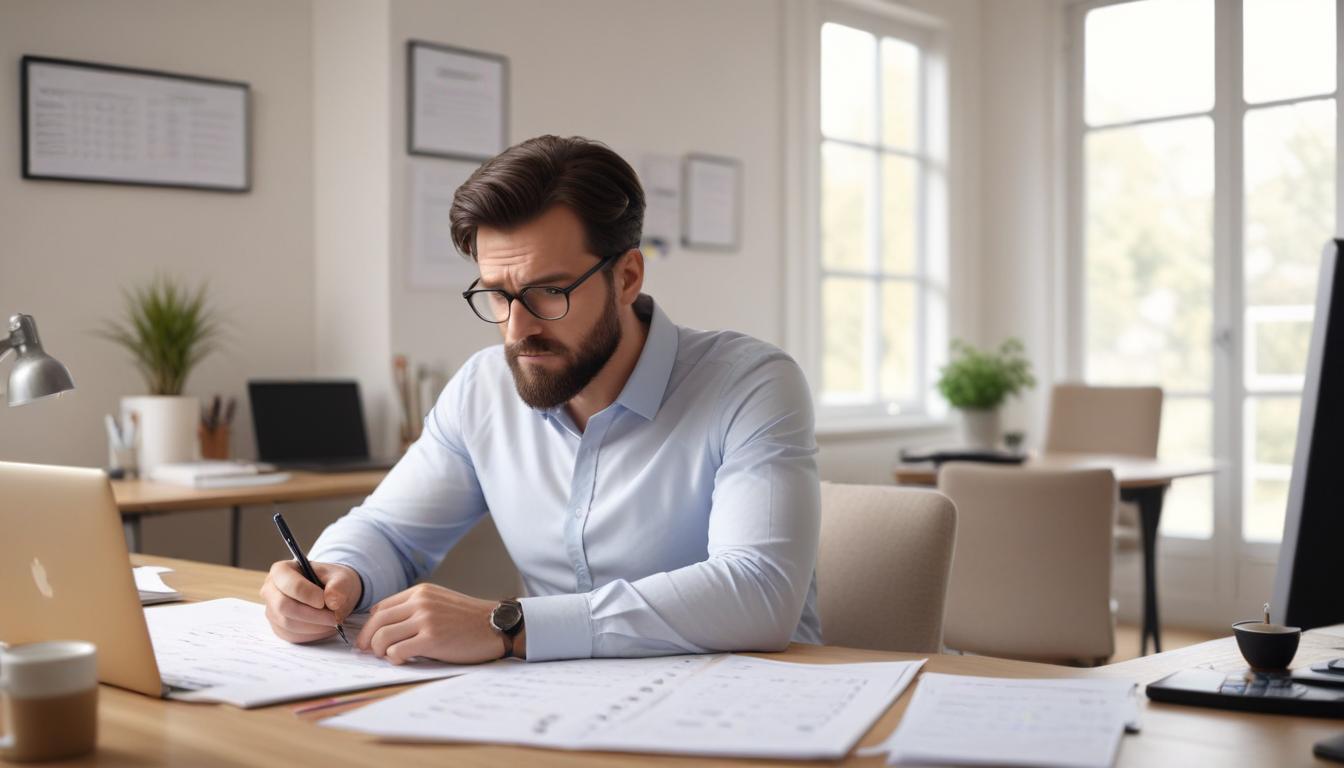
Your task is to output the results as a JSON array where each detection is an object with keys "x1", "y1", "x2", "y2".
[
  {"x1": 683, "y1": 154, "x2": 741, "y2": 251},
  {"x1": 407, "y1": 41, "x2": 508, "y2": 161},
  {"x1": 21, "y1": 55, "x2": 250, "y2": 191}
]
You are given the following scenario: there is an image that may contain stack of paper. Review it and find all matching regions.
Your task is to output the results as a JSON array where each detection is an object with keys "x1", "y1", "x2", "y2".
[
  {"x1": 323, "y1": 654, "x2": 925, "y2": 760},
  {"x1": 133, "y1": 565, "x2": 182, "y2": 605},
  {"x1": 146, "y1": 461, "x2": 290, "y2": 489},
  {"x1": 144, "y1": 598, "x2": 481, "y2": 707},
  {"x1": 864, "y1": 674, "x2": 1138, "y2": 768}
]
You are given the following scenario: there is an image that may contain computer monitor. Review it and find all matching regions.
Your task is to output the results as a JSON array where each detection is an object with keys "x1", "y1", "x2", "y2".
[
  {"x1": 248, "y1": 379, "x2": 372, "y2": 463},
  {"x1": 1272, "y1": 239, "x2": 1344, "y2": 630}
]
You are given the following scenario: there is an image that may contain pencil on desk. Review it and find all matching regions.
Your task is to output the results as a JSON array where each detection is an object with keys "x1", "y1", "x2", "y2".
[{"x1": 291, "y1": 691, "x2": 389, "y2": 715}]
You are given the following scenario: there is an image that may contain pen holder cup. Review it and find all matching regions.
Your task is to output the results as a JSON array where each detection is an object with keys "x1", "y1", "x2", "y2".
[
  {"x1": 1232, "y1": 620, "x2": 1301, "y2": 670},
  {"x1": 108, "y1": 440, "x2": 138, "y2": 479},
  {"x1": 198, "y1": 424, "x2": 230, "y2": 460}
]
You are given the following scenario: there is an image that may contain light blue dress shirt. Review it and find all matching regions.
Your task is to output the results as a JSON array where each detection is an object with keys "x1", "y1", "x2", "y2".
[{"x1": 310, "y1": 295, "x2": 822, "y2": 661}]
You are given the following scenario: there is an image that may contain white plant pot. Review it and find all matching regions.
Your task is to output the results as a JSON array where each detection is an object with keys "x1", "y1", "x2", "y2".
[
  {"x1": 959, "y1": 408, "x2": 1001, "y2": 450},
  {"x1": 121, "y1": 395, "x2": 199, "y2": 475}
]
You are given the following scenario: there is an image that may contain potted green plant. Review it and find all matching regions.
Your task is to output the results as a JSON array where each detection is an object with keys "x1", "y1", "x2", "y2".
[
  {"x1": 97, "y1": 276, "x2": 223, "y2": 472},
  {"x1": 936, "y1": 338, "x2": 1035, "y2": 449}
]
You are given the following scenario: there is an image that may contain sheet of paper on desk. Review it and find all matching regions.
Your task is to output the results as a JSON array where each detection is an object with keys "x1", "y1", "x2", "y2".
[
  {"x1": 133, "y1": 565, "x2": 177, "y2": 594},
  {"x1": 323, "y1": 654, "x2": 925, "y2": 759},
  {"x1": 143, "y1": 598, "x2": 480, "y2": 708},
  {"x1": 870, "y1": 673, "x2": 1136, "y2": 768}
]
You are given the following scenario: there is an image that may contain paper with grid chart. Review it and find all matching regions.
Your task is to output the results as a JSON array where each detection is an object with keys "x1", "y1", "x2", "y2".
[
  {"x1": 144, "y1": 598, "x2": 482, "y2": 708},
  {"x1": 869, "y1": 673, "x2": 1136, "y2": 768},
  {"x1": 322, "y1": 654, "x2": 924, "y2": 759}
]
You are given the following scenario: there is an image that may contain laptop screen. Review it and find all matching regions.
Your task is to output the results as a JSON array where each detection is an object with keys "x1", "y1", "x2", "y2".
[{"x1": 248, "y1": 380, "x2": 371, "y2": 462}]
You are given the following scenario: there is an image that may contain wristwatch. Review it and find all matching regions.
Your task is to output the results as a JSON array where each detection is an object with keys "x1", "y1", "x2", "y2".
[{"x1": 490, "y1": 598, "x2": 524, "y2": 659}]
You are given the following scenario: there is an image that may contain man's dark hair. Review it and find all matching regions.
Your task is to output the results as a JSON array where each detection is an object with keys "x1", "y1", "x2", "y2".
[{"x1": 449, "y1": 135, "x2": 645, "y2": 263}]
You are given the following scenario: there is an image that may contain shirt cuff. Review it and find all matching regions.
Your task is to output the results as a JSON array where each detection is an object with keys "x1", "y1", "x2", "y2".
[{"x1": 518, "y1": 593, "x2": 593, "y2": 662}]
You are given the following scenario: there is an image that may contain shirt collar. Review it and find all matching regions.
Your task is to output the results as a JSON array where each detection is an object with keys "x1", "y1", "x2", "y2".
[
  {"x1": 614, "y1": 295, "x2": 677, "y2": 421},
  {"x1": 533, "y1": 294, "x2": 677, "y2": 424}
]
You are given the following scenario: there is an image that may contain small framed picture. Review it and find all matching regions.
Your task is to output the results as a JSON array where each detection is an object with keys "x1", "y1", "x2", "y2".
[
  {"x1": 407, "y1": 41, "x2": 508, "y2": 161},
  {"x1": 683, "y1": 154, "x2": 741, "y2": 251}
]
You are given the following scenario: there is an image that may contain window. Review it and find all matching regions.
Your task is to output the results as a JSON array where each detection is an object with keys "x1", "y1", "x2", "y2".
[
  {"x1": 1240, "y1": 0, "x2": 1337, "y2": 542},
  {"x1": 816, "y1": 14, "x2": 946, "y2": 421},
  {"x1": 1075, "y1": 0, "x2": 1339, "y2": 543}
]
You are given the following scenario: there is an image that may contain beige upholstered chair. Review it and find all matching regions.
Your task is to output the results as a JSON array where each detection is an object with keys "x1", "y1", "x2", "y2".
[
  {"x1": 816, "y1": 482, "x2": 957, "y2": 653},
  {"x1": 1045, "y1": 383, "x2": 1163, "y2": 457},
  {"x1": 938, "y1": 464, "x2": 1117, "y2": 665},
  {"x1": 1045, "y1": 383, "x2": 1162, "y2": 549}
]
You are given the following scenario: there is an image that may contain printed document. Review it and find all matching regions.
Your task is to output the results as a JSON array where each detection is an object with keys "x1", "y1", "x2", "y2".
[
  {"x1": 868, "y1": 674, "x2": 1136, "y2": 768},
  {"x1": 144, "y1": 598, "x2": 480, "y2": 707},
  {"x1": 323, "y1": 654, "x2": 925, "y2": 759}
]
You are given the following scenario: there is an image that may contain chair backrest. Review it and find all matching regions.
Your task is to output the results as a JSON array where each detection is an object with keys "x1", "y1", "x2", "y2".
[
  {"x1": 816, "y1": 482, "x2": 957, "y2": 653},
  {"x1": 938, "y1": 464, "x2": 1117, "y2": 663},
  {"x1": 1044, "y1": 383, "x2": 1163, "y2": 457}
]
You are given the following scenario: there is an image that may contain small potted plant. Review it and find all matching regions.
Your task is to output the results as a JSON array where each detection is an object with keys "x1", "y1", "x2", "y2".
[
  {"x1": 936, "y1": 338, "x2": 1035, "y2": 449},
  {"x1": 97, "y1": 276, "x2": 223, "y2": 472}
]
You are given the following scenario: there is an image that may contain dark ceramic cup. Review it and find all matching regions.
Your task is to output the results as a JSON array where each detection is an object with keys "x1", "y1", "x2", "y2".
[{"x1": 1232, "y1": 620, "x2": 1301, "y2": 670}]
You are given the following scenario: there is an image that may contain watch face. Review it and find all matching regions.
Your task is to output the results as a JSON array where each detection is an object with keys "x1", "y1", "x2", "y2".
[{"x1": 491, "y1": 602, "x2": 522, "y2": 632}]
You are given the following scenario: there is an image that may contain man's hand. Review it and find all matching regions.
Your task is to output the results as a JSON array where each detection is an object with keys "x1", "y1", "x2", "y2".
[
  {"x1": 260, "y1": 560, "x2": 362, "y2": 644},
  {"x1": 355, "y1": 583, "x2": 506, "y2": 665}
]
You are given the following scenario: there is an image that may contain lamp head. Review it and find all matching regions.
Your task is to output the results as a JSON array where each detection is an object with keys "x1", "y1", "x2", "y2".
[{"x1": 5, "y1": 314, "x2": 75, "y2": 406}]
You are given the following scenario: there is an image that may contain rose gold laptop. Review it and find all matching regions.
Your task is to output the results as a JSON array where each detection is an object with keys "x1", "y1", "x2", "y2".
[{"x1": 0, "y1": 461, "x2": 165, "y2": 696}]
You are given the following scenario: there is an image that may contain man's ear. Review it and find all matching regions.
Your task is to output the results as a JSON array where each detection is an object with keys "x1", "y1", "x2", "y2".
[{"x1": 616, "y1": 248, "x2": 645, "y2": 304}]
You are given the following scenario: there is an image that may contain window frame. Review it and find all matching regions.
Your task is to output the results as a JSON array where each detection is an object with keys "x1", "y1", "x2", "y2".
[
  {"x1": 804, "y1": 2, "x2": 950, "y2": 429},
  {"x1": 1064, "y1": 0, "x2": 1342, "y2": 560}
]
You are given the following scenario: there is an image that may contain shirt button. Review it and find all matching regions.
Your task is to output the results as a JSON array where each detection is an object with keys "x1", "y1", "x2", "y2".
[{"x1": 573, "y1": 507, "x2": 583, "y2": 518}]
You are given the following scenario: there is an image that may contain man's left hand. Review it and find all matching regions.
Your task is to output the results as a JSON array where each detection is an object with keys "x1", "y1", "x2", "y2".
[{"x1": 355, "y1": 583, "x2": 505, "y2": 664}]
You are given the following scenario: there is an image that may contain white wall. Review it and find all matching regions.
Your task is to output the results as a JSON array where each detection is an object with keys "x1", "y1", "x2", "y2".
[
  {"x1": 0, "y1": 0, "x2": 321, "y2": 565},
  {"x1": 312, "y1": 0, "x2": 396, "y2": 458},
  {"x1": 977, "y1": 0, "x2": 1061, "y2": 443},
  {"x1": 0, "y1": 0, "x2": 987, "y2": 576},
  {"x1": 384, "y1": 0, "x2": 792, "y2": 388}
]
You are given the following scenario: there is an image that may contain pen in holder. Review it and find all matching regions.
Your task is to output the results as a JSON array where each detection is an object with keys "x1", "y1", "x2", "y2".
[
  {"x1": 198, "y1": 394, "x2": 235, "y2": 460},
  {"x1": 198, "y1": 423, "x2": 230, "y2": 460},
  {"x1": 106, "y1": 412, "x2": 139, "y2": 478}
]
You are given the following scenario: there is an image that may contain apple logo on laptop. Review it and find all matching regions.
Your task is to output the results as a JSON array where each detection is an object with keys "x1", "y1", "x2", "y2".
[{"x1": 30, "y1": 557, "x2": 54, "y2": 599}]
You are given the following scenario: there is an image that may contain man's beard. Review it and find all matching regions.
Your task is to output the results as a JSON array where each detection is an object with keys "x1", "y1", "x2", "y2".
[{"x1": 505, "y1": 284, "x2": 622, "y2": 410}]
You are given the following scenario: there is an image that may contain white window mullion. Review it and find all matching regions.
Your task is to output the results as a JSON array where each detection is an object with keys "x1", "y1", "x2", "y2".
[
  {"x1": 871, "y1": 40, "x2": 886, "y2": 402},
  {"x1": 915, "y1": 47, "x2": 930, "y2": 411},
  {"x1": 1211, "y1": 0, "x2": 1243, "y2": 601}
]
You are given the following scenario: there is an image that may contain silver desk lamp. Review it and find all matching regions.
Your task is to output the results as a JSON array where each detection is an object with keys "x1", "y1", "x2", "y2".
[{"x1": 1, "y1": 314, "x2": 75, "y2": 406}]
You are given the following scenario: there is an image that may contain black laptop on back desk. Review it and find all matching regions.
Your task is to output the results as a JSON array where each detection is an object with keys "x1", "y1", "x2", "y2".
[{"x1": 248, "y1": 380, "x2": 396, "y2": 473}]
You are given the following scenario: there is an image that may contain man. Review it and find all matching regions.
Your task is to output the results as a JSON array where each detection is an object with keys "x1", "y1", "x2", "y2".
[{"x1": 260, "y1": 135, "x2": 821, "y2": 664}]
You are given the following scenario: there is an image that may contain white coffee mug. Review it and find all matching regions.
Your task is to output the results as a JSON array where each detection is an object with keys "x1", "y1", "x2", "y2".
[{"x1": 0, "y1": 641, "x2": 98, "y2": 762}]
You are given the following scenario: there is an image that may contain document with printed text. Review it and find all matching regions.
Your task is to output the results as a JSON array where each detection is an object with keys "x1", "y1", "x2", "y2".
[
  {"x1": 144, "y1": 598, "x2": 482, "y2": 708},
  {"x1": 867, "y1": 673, "x2": 1137, "y2": 768},
  {"x1": 323, "y1": 654, "x2": 925, "y2": 759}
]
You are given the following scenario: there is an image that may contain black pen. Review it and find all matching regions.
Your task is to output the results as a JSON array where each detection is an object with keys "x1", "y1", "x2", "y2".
[{"x1": 272, "y1": 512, "x2": 350, "y2": 647}]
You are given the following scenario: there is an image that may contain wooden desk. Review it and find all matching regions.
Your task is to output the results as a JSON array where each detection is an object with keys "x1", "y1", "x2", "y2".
[
  {"x1": 891, "y1": 453, "x2": 1214, "y2": 489},
  {"x1": 81, "y1": 555, "x2": 1342, "y2": 766},
  {"x1": 111, "y1": 471, "x2": 386, "y2": 567},
  {"x1": 893, "y1": 454, "x2": 1217, "y2": 656}
]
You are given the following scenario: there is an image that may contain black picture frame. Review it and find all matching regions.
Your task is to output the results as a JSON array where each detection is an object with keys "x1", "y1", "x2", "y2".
[
  {"x1": 21, "y1": 55, "x2": 251, "y2": 193},
  {"x1": 406, "y1": 40, "x2": 509, "y2": 162}
]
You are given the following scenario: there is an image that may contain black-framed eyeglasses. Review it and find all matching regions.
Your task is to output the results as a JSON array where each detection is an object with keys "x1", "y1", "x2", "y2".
[{"x1": 462, "y1": 254, "x2": 616, "y2": 324}]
